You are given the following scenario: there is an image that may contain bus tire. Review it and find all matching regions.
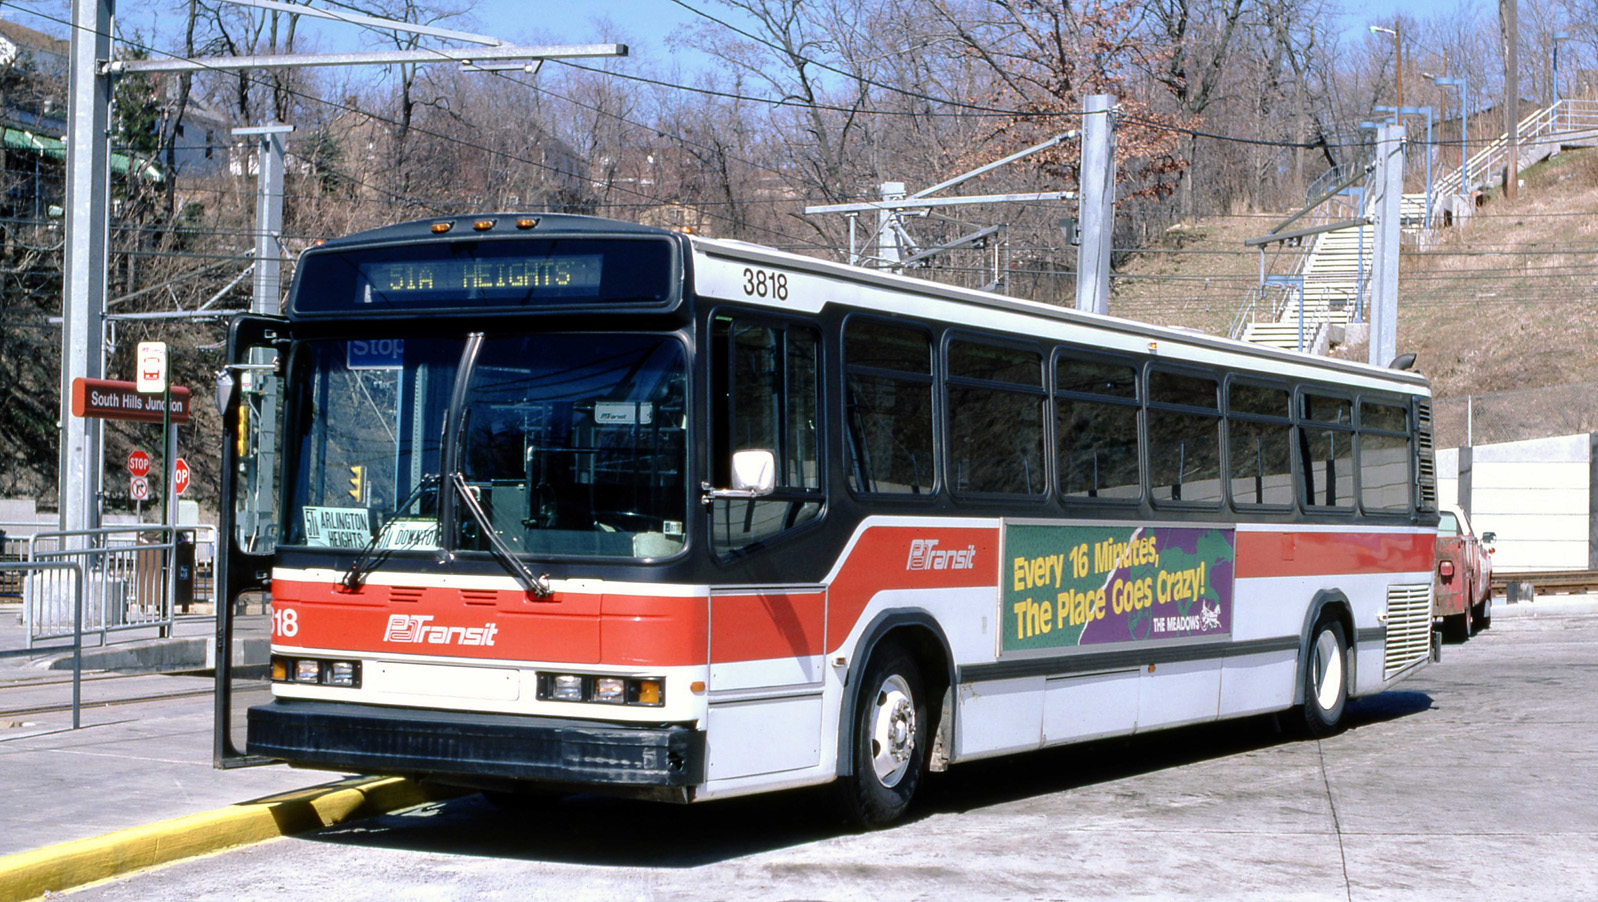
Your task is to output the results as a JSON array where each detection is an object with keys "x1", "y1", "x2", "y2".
[
  {"x1": 837, "y1": 644, "x2": 928, "y2": 828},
  {"x1": 1297, "y1": 615, "x2": 1349, "y2": 738}
]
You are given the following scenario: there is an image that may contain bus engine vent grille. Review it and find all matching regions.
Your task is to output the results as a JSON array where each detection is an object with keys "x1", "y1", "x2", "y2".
[
  {"x1": 1414, "y1": 400, "x2": 1437, "y2": 510},
  {"x1": 1383, "y1": 583, "x2": 1433, "y2": 678}
]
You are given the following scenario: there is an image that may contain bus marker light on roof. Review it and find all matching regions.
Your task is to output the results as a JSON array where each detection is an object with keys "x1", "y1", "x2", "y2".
[
  {"x1": 431, "y1": 221, "x2": 453, "y2": 234},
  {"x1": 515, "y1": 217, "x2": 539, "y2": 229},
  {"x1": 473, "y1": 219, "x2": 495, "y2": 231}
]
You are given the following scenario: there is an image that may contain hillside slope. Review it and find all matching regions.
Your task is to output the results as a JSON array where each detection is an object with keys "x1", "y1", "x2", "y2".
[{"x1": 1108, "y1": 149, "x2": 1598, "y2": 442}]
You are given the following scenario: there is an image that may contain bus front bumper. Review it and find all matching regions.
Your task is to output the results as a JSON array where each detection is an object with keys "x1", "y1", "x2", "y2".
[{"x1": 247, "y1": 699, "x2": 704, "y2": 788}]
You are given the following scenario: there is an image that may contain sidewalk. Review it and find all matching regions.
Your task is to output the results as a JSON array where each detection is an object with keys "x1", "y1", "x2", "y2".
[{"x1": 0, "y1": 606, "x2": 451, "y2": 898}]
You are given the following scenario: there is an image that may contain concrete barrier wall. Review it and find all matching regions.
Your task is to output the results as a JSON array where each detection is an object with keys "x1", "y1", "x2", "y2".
[{"x1": 1442, "y1": 432, "x2": 1594, "y2": 573}]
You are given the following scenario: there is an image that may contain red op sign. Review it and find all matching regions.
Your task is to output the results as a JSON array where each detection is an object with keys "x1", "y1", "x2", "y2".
[
  {"x1": 126, "y1": 450, "x2": 151, "y2": 478},
  {"x1": 173, "y1": 458, "x2": 191, "y2": 497}
]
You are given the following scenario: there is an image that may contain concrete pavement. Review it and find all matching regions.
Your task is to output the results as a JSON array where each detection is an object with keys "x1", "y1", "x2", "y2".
[
  {"x1": 0, "y1": 594, "x2": 1594, "y2": 899},
  {"x1": 0, "y1": 607, "x2": 449, "y2": 899}
]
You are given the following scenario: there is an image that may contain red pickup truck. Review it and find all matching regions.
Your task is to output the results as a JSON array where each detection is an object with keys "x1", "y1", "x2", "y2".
[{"x1": 1435, "y1": 505, "x2": 1495, "y2": 641}]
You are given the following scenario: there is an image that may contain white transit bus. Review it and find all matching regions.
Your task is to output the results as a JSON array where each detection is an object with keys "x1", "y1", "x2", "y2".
[{"x1": 213, "y1": 213, "x2": 1439, "y2": 826}]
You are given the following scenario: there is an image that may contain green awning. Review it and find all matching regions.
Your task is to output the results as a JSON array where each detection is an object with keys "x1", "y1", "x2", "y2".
[{"x1": 2, "y1": 127, "x2": 165, "y2": 184}]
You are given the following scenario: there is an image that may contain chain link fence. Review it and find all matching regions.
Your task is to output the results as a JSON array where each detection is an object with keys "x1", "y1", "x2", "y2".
[{"x1": 1433, "y1": 381, "x2": 1598, "y2": 449}]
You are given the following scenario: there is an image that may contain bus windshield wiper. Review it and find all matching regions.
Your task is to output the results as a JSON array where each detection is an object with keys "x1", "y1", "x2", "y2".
[
  {"x1": 452, "y1": 472, "x2": 555, "y2": 600},
  {"x1": 341, "y1": 473, "x2": 439, "y2": 591}
]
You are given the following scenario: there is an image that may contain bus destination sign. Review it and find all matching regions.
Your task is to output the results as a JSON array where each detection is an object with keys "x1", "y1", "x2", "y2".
[
  {"x1": 359, "y1": 254, "x2": 603, "y2": 304},
  {"x1": 1001, "y1": 522, "x2": 1235, "y2": 655}
]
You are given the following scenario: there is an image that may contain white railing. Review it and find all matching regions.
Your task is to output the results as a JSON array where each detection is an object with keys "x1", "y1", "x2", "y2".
[{"x1": 1435, "y1": 99, "x2": 1598, "y2": 198}]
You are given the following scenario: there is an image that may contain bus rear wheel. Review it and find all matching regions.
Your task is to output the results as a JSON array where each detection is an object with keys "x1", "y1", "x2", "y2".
[
  {"x1": 837, "y1": 644, "x2": 928, "y2": 828},
  {"x1": 1297, "y1": 615, "x2": 1349, "y2": 738}
]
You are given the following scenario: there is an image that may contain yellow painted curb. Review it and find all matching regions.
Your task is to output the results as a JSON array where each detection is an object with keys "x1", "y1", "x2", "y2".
[{"x1": 0, "y1": 776, "x2": 446, "y2": 901}]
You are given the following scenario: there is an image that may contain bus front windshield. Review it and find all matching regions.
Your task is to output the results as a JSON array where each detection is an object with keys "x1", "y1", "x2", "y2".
[{"x1": 281, "y1": 334, "x2": 689, "y2": 561}]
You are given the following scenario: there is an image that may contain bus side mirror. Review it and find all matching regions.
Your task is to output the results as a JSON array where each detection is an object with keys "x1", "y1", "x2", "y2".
[
  {"x1": 703, "y1": 449, "x2": 776, "y2": 506},
  {"x1": 1481, "y1": 531, "x2": 1496, "y2": 544},
  {"x1": 731, "y1": 449, "x2": 776, "y2": 495}
]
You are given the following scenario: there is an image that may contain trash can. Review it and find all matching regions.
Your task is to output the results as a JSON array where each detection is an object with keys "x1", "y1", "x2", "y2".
[{"x1": 174, "y1": 532, "x2": 195, "y2": 612}]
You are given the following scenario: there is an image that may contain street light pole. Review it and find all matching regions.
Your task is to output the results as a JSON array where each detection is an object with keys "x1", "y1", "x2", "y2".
[
  {"x1": 1371, "y1": 23, "x2": 1404, "y2": 109},
  {"x1": 1554, "y1": 33, "x2": 1572, "y2": 105},
  {"x1": 1434, "y1": 76, "x2": 1470, "y2": 190}
]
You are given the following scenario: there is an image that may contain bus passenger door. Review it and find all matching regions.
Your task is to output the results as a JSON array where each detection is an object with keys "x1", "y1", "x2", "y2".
[{"x1": 213, "y1": 314, "x2": 289, "y2": 768}]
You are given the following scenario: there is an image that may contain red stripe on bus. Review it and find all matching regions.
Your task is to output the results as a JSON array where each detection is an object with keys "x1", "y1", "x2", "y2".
[
  {"x1": 1234, "y1": 530, "x2": 1433, "y2": 578},
  {"x1": 826, "y1": 526, "x2": 1000, "y2": 655},
  {"x1": 710, "y1": 591, "x2": 827, "y2": 663}
]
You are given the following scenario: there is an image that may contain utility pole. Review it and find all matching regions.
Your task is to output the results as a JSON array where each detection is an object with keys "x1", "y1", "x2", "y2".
[
  {"x1": 57, "y1": 0, "x2": 626, "y2": 545},
  {"x1": 1075, "y1": 95, "x2": 1117, "y2": 315},
  {"x1": 1368, "y1": 123, "x2": 1404, "y2": 369},
  {"x1": 1503, "y1": 0, "x2": 1519, "y2": 201},
  {"x1": 234, "y1": 123, "x2": 294, "y2": 314}
]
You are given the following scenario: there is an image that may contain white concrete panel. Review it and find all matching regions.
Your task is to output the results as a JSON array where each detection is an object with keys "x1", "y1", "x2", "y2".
[
  {"x1": 956, "y1": 676, "x2": 1044, "y2": 759},
  {"x1": 1494, "y1": 539, "x2": 1588, "y2": 572},
  {"x1": 1219, "y1": 652, "x2": 1297, "y2": 717},
  {"x1": 1471, "y1": 487, "x2": 1588, "y2": 516},
  {"x1": 1137, "y1": 658, "x2": 1220, "y2": 730},
  {"x1": 1471, "y1": 461, "x2": 1588, "y2": 491},
  {"x1": 1473, "y1": 513, "x2": 1587, "y2": 543},
  {"x1": 705, "y1": 694, "x2": 822, "y2": 780},
  {"x1": 1042, "y1": 670, "x2": 1139, "y2": 744},
  {"x1": 1470, "y1": 432, "x2": 1590, "y2": 464}
]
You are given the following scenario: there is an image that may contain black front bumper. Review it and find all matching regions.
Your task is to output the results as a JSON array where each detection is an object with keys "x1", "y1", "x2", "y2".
[{"x1": 248, "y1": 700, "x2": 704, "y2": 787}]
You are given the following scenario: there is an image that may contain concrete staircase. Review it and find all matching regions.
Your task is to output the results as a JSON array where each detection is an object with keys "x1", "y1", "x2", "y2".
[
  {"x1": 1236, "y1": 99, "x2": 1598, "y2": 356},
  {"x1": 1240, "y1": 216, "x2": 1371, "y2": 352}
]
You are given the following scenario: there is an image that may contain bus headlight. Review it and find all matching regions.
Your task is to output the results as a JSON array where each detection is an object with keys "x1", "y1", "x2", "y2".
[{"x1": 537, "y1": 673, "x2": 665, "y2": 707}]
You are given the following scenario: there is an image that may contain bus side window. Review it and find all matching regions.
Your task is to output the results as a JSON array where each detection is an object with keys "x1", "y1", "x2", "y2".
[
  {"x1": 1056, "y1": 355, "x2": 1141, "y2": 502},
  {"x1": 1147, "y1": 370, "x2": 1222, "y2": 506},
  {"x1": 711, "y1": 317, "x2": 823, "y2": 555},
  {"x1": 945, "y1": 338, "x2": 1046, "y2": 497},
  {"x1": 1298, "y1": 392, "x2": 1354, "y2": 510},
  {"x1": 1359, "y1": 400, "x2": 1412, "y2": 513},
  {"x1": 844, "y1": 319, "x2": 935, "y2": 496},
  {"x1": 1226, "y1": 381, "x2": 1293, "y2": 508}
]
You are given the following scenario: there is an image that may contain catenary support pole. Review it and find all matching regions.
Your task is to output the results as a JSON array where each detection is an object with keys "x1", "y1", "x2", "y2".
[
  {"x1": 59, "y1": 0, "x2": 115, "y2": 537},
  {"x1": 235, "y1": 124, "x2": 294, "y2": 314},
  {"x1": 1368, "y1": 123, "x2": 1404, "y2": 369},
  {"x1": 1075, "y1": 94, "x2": 1116, "y2": 314}
]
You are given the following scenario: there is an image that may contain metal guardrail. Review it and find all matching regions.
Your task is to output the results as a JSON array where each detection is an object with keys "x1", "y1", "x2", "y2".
[
  {"x1": 15, "y1": 525, "x2": 217, "y2": 648},
  {"x1": 0, "y1": 560, "x2": 87, "y2": 727}
]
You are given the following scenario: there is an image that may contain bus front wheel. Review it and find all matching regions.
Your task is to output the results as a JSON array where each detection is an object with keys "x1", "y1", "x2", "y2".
[
  {"x1": 1297, "y1": 615, "x2": 1349, "y2": 738},
  {"x1": 837, "y1": 644, "x2": 928, "y2": 828}
]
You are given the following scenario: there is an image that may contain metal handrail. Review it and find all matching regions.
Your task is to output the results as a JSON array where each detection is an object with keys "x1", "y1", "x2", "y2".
[{"x1": 0, "y1": 560, "x2": 87, "y2": 727}]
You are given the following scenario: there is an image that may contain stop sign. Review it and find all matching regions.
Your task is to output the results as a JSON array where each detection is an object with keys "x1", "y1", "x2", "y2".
[
  {"x1": 173, "y1": 457, "x2": 191, "y2": 497},
  {"x1": 126, "y1": 449, "x2": 151, "y2": 478}
]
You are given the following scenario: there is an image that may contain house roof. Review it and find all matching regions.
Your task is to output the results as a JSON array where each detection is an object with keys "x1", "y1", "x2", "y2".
[{"x1": 2, "y1": 126, "x2": 164, "y2": 183}]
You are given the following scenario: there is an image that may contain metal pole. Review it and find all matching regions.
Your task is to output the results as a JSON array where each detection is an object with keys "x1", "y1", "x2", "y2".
[
  {"x1": 877, "y1": 181, "x2": 905, "y2": 270},
  {"x1": 1424, "y1": 108, "x2": 1434, "y2": 228},
  {"x1": 1368, "y1": 123, "x2": 1404, "y2": 368},
  {"x1": 1076, "y1": 94, "x2": 1117, "y2": 315},
  {"x1": 235, "y1": 124, "x2": 294, "y2": 314},
  {"x1": 59, "y1": 0, "x2": 115, "y2": 539}
]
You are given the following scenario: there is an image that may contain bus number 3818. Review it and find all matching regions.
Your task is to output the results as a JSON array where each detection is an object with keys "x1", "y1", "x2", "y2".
[{"x1": 742, "y1": 267, "x2": 788, "y2": 300}]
